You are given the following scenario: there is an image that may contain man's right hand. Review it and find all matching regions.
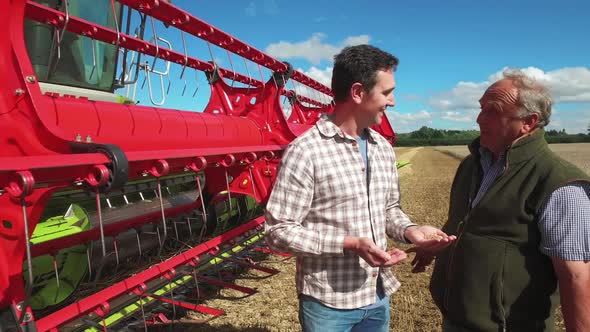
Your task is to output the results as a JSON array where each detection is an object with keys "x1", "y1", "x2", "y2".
[
  {"x1": 344, "y1": 237, "x2": 406, "y2": 267},
  {"x1": 406, "y1": 248, "x2": 435, "y2": 273}
]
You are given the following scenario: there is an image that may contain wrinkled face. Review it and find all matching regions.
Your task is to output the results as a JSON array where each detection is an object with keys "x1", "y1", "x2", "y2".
[
  {"x1": 477, "y1": 79, "x2": 527, "y2": 154},
  {"x1": 360, "y1": 69, "x2": 396, "y2": 127}
]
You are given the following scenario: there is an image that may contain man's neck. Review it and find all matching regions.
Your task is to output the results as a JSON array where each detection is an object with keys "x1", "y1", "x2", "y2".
[
  {"x1": 330, "y1": 106, "x2": 367, "y2": 138},
  {"x1": 491, "y1": 128, "x2": 538, "y2": 161}
]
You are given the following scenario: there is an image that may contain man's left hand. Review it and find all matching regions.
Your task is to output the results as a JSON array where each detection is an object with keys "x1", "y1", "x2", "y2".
[
  {"x1": 403, "y1": 225, "x2": 456, "y2": 273},
  {"x1": 404, "y1": 225, "x2": 456, "y2": 252}
]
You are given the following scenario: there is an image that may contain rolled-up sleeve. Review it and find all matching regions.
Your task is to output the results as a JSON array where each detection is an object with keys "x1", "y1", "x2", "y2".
[{"x1": 265, "y1": 144, "x2": 345, "y2": 256}]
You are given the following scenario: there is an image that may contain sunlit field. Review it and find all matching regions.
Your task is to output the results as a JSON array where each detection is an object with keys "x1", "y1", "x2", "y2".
[
  {"x1": 177, "y1": 144, "x2": 589, "y2": 331},
  {"x1": 434, "y1": 143, "x2": 590, "y2": 174}
]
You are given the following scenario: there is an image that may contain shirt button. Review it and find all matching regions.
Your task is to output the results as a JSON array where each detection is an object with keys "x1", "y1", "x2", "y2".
[
  {"x1": 361, "y1": 167, "x2": 366, "y2": 172},
  {"x1": 373, "y1": 272, "x2": 378, "y2": 278}
]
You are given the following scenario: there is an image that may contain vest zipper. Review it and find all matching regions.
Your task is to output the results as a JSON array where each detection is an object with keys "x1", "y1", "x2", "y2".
[
  {"x1": 443, "y1": 153, "x2": 511, "y2": 325},
  {"x1": 443, "y1": 214, "x2": 468, "y2": 311}
]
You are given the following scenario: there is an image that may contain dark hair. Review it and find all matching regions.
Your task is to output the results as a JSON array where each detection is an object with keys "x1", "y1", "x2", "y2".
[{"x1": 331, "y1": 45, "x2": 399, "y2": 102}]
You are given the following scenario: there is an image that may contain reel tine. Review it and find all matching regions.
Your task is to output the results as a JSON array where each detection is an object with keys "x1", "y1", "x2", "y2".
[
  {"x1": 196, "y1": 175, "x2": 208, "y2": 242},
  {"x1": 173, "y1": 219, "x2": 180, "y2": 241},
  {"x1": 186, "y1": 217, "x2": 193, "y2": 237},
  {"x1": 95, "y1": 189, "x2": 107, "y2": 258},
  {"x1": 224, "y1": 173, "x2": 231, "y2": 212},
  {"x1": 136, "y1": 230, "x2": 143, "y2": 257},
  {"x1": 87, "y1": 247, "x2": 93, "y2": 281},
  {"x1": 156, "y1": 178, "x2": 168, "y2": 257},
  {"x1": 113, "y1": 237, "x2": 120, "y2": 272},
  {"x1": 52, "y1": 255, "x2": 61, "y2": 302}
]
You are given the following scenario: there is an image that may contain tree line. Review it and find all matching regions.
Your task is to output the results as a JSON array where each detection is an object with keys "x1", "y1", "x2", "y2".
[{"x1": 395, "y1": 124, "x2": 590, "y2": 147}]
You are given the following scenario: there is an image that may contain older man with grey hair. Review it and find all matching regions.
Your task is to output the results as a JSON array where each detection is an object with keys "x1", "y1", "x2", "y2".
[{"x1": 413, "y1": 70, "x2": 590, "y2": 331}]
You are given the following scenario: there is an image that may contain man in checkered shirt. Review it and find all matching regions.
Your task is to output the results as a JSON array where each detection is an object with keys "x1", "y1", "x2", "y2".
[{"x1": 265, "y1": 45, "x2": 456, "y2": 332}]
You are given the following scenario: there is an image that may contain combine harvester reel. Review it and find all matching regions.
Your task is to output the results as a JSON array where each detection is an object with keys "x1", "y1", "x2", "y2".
[{"x1": 0, "y1": 0, "x2": 399, "y2": 330}]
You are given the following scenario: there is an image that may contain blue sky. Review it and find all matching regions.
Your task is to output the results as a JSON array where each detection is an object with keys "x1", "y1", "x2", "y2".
[{"x1": 122, "y1": 0, "x2": 590, "y2": 133}]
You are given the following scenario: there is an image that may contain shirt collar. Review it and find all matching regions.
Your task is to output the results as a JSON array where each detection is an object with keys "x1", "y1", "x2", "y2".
[
  {"x1": 478, "y1": 146, "x2": 507, "y2": 169},
  {"x1": 315, "y1": 114, "x2": 377, "y2": 143}
]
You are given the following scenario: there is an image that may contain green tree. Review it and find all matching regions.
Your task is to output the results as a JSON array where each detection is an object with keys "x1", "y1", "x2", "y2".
[{"x1": 410, "y1": 126, "x2": 432, "y2": 139}]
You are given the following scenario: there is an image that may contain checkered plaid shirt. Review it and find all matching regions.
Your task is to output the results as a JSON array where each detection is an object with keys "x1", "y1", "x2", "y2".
[{"x1": 265, "y1": 115, "x2": 415, "y2": 309}]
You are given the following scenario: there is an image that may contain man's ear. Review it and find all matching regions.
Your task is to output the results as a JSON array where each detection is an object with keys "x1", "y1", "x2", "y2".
[
  {"x1": 521, "y1": 112, "x2": 540, "y2": 133},
  {"x1": 350, "y1": 82, "x2": 364, "y2": 104}
]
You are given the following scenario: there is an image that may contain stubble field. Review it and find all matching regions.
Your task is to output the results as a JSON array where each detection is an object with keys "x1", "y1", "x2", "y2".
[{"x1": 179, "y1": 143, "x2": 590, "y2": 331}]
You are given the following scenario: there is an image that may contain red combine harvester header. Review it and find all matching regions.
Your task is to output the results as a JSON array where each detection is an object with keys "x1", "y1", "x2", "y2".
[{"x1": 0, "y1": 0, "x2": 397, "y2": 330}]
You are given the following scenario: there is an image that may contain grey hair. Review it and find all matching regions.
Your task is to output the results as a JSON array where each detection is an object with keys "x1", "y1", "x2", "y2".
[{"x1": 503, "y1": 69, "x2": 552, "y2": 128}]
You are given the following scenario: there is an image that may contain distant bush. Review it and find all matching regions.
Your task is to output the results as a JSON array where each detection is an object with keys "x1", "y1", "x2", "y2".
[
  {"x1": 545, "y1": 134, "x2": 590, "y2": 144},
  {"x1": 395, "y1": 126, "x2": 590, "y2": 146},
  {"x1": 395, "y1": 138, "x2": 474, "y2": 147}
]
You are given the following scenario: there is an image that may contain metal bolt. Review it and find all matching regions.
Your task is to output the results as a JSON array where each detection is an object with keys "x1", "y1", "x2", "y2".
[
  {"x1": 75, "y1": 134, "x2": 82, "y2": 142},
  {"x1": 25, "y1": 76, "x2": 36, "y2": 83},
  {"x1": 85, "y1": 135, "x2": 92, "y2": 143},
  {"x1": 23, "y1": 312, "x2": 32, "y2": 322},
  {"x1": 16, "y1": 302, "x2": 23, "y2": 311},
  {"x1": 14, "y1": 89, "x2": 25, "y2": 96}
]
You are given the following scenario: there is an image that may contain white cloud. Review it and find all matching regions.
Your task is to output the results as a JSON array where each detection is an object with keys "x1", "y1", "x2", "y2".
[
  {"x1": 428, "y1": 81, "x2": 488, "y2": 111},
  {"x1": 265, "y1": 33, "x2": 371, "y2": 65},
  {"x1": 263, "y1": 0, "x2": 279, "y2": 15},
  {"x1": 244, "y1": 0, "x2": 279, "y2": 17},
  {"x1": 300, "y1": 66, "x2": 332, "y2": 86},
  {"x1": 285, "y1": 66, "x2": 333, "y2": 105},
  {"x1": 490, "y1": 67, "x2": 590, "y2": 103},
  {"x1": 538, "y1": 67, "x2": 590, "y2": 103},
  {"x1": 386, "y1": 110, "x2": 433, "y2": 132},
  {"x1": 244, "y1": 2, "x2": 256, "y2": 16},
  {"x1": 427, "y1": 66, "x2": 590, "y2": 133},
  {"x1": 342, "y1": 35, "x2": 371, "y2": 46},
  {"x1": 440, "y1": 110, "x2": 477, "y2": 123},
  {"x1": 403, "y1": 94, "x2": 422, "y2": 101},
  {"x1": 545, "y1": 108, "x2": 590, "y2": 133}
]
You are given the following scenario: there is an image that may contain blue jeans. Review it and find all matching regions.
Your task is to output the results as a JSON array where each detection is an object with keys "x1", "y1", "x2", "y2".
[{"x1": 299, "y1": 295, "x2": 390, "y2": 332}]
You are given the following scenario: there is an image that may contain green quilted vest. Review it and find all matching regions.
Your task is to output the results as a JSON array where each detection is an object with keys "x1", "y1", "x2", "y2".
[{"x1": 430, "y1": 129, "x2": 589, "y2": 332}]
